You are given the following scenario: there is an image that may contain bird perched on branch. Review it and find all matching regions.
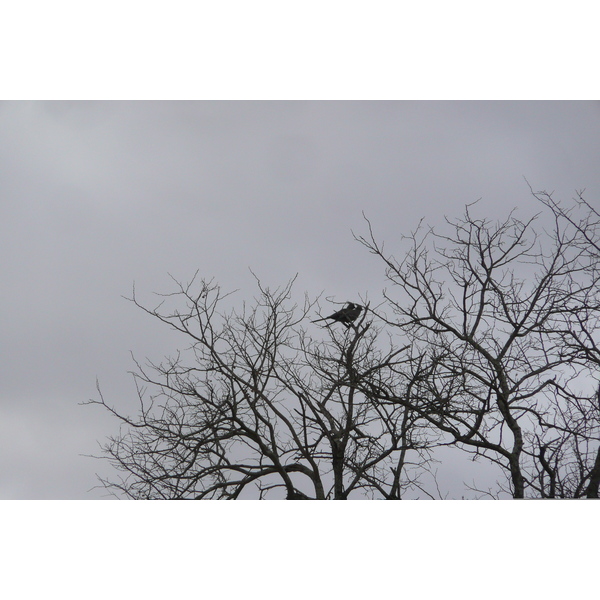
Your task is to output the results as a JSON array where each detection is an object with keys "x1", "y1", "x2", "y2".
[{"x1": 312, "y1": 302, "x2": 363, "y2": 327}]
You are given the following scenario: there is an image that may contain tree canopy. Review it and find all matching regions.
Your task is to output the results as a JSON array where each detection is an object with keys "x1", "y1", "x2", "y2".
[{"x1": 90, "y1": 190, "x2": 600, "y2": 499}]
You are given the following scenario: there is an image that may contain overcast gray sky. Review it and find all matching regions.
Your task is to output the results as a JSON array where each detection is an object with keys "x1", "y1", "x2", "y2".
[{"x1": 2, "y1": 100, "x2": 600, "y2": 498}]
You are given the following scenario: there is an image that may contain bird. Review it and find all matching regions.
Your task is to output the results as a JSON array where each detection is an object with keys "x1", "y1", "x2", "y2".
[{"x1": 312, "y1": 302, "x2": 363, "y2": 327}]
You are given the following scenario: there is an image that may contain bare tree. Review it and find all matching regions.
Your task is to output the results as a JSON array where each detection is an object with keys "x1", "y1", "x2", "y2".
[
  {"x1": 357, "y1": 191, "x2": 600, "y2": 498},
  {"x1": 525, "y1": 188, "x2": 600, "y2": 497},
  {"x1": 92, "y1": 189, "x2": 600, "y2": 499},
  {"x1": 89, "y1": 275, "x2": 433, "y2": 499}
]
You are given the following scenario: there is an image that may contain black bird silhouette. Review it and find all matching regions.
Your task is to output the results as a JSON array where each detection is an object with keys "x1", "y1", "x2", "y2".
[{"x1": 312, "y1": 302, "x2": 363, "y2": 327}]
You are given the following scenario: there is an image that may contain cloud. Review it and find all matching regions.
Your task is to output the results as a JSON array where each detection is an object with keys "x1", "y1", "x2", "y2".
[{"x1": 1, "y1": 101, "x2": 599, "y2": 498}]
